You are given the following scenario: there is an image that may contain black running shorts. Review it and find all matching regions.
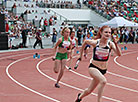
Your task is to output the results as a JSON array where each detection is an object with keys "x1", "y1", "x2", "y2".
[{"x1": 89, "y1": 63, "x2": 107, "y2": 75}]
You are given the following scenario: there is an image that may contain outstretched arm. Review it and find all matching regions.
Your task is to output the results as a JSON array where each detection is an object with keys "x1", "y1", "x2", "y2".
[
  {"x1": 111, "y1": 37, "x2": 122, "y2": 56},
  {"x1": 79, "y1": 39, "x2": 96, "y2": 60},
  {"x1": 75, "y1": 37, "x2": 78, "y2": 49},
  {"x1": 53, "y1": 38, "x2": 62, "y2": 57},
  {"x1": 79, "y1": 40, "x2": 86, "y2": 60}
]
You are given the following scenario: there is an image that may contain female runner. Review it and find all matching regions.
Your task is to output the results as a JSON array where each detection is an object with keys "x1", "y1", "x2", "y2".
[
  {"x1": 75, "y1": 25, "x2": 121, "y2": 102},
  {"x1": 53, "y1": 27, "x2": 72, "y2": 88},
  {"x1": 68, "y1": 30, "x2": 78, "y2": 70}
]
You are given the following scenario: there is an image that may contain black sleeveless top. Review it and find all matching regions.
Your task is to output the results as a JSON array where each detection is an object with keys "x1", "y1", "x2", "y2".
[{"x1": 93, "y1": 39, "x2": 111, "y2": 61}]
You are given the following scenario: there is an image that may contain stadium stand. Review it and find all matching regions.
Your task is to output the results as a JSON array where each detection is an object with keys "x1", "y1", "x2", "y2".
[{"x1": 0, "y1": 0, "x2": 138, "y2": 49}]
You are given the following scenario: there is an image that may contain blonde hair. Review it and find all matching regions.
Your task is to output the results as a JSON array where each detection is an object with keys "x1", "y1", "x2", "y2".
[{"x1": 61, "y1": 27, "x2": 70, "y2": 36}]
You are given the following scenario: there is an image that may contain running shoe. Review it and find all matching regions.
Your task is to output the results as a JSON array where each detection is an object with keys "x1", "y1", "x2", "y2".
[
  {"x1": 68, "y1": 67, "x2": 71, "y2": 70},
  {"x1": 75, "y1": 93, "x2": 82, "y2": 102},
  {"x1": 55, "y1": 83, "x2": 60, "y2": 88},
  {"x1": 74, "y1": 64, "x2": 78, "y2": 69}
]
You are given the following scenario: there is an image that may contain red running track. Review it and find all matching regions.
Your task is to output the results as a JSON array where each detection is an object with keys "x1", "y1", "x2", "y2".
[{"x1": 0, "y1": 44, "x2": 138, "y2": 102}]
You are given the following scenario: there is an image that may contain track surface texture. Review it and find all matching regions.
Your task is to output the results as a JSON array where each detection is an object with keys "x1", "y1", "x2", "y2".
[{"x1": 0, "y1": 44, "x2": 138, "y2": 102}]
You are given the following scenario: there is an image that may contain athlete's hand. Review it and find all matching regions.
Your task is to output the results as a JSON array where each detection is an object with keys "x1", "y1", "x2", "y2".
[{"x1": 112, "y1": 35, "x2": 119, "y2": 44}]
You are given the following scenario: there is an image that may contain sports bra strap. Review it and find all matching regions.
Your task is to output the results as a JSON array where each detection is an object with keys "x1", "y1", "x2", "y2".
[{"x1": 96, "y1": 39, "x2": 110, "y2": 48}]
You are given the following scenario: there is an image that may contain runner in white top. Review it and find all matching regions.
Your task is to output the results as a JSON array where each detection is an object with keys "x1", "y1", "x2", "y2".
[{"x1": 68, "y1": 30, "x2": 78, "y2": 70}]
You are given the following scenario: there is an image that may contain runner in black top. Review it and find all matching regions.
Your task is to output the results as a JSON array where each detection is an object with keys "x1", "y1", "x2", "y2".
[{"x1": 75, "y1": 25, "x2": 122, "y2": 102}]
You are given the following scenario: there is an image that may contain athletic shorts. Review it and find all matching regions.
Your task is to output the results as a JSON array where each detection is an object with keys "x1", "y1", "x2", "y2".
[
  {"x1": 55, "y1": 52, "x2": 68, "y2": 60},
  {"x1": 89, "y1": 63, "x2": 107, "y2": 75},
  {"x1": 84, "y1": 45, "x2": 91, "y2": 50}
]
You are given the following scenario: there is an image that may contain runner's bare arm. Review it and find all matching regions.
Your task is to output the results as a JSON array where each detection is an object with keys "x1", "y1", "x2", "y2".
[
  {"x1": 79, "y1": 39, "x2": 97, "y2": 60},
  {"x1": 53, "y1": 38, "x2": 62, "y2": 57},
  {"x1": 110, "y1": 38, "x2": 122, "y2": 56}
]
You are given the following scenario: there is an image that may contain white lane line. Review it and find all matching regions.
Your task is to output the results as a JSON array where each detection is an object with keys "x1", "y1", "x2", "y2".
[
  {"x1": 66, "y1": 52, "x2": 138, "y2": 93},
  {"x1": 67, "y1": 66, "x2": 138, "y2": 93},
  {"x1": 4, "y1": 49, "x2": 135, "y2": 82},
  {"x1": 114, "y1": 51, "x2": 138, "y2": 73},
  {"x1": 37, "y1": 58, "x2": 122, "y2": 102},
  {"x1": 69, "y1": 54, "x2": 138, "y2": 82},
  {"x1": 4, "y1": 49, "x2": 137, "y2": 101},
  {"x1": 0, "y1": 52, "x2": 33, "y2": 60},
  {"x1": 0, "y1": 49, "x2": 53, "y2": 60},
  {"x1": 107, "y1": 71, "x2": 138, "y2": 82},
  {"x1": 6, "y1": 56, "x2": 60, "y2": 102}
]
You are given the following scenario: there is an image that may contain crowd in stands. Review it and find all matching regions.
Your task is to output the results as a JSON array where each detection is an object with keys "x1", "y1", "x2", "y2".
[
  {"x1": 1, "y1": 0, "x2": 82, "y2": 39},
  {"x1": 9, "y1": 0, "x2": 82, "y2": 9},
  {"x1": 0, "y1": 4, "x2": 59, "y2": 38},
  {"x1": 37, "y1": 0, "x2": 81, "y2": 9},
  {"x1": 31, "y1": 10, "x2": 58, "y2": 26},
  {"x1": 0, "y1": 0, "x2": 138, "y2": 49},
  {"x1": 85, "y1": 0, "x2": 138, "y2": 23},
  {"x1": 1, "y1": 5, "x2": 46, "y2": 40},
  {"x1": 75, "y1": 26, "x2": 138, "y2": 45}
]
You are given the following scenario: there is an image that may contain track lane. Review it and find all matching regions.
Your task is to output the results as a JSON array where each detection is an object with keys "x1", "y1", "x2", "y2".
[
  {"x1": 36, "y1": 49, "x2": 138, "y2": 101},
  {"x1": 37, "y1": 58, "x2": 122, "y2": 102},
  {"x1": 0, "y1": 50, "x2": 60, "y2": 102},
  {"x1": 1, "y1": 44, "x2": 138, "y2": 102}
]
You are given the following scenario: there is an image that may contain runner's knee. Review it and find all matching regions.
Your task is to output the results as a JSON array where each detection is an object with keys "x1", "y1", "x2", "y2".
[{"x1": 99, "y1": 78, "x2": 107, "y2": 85}]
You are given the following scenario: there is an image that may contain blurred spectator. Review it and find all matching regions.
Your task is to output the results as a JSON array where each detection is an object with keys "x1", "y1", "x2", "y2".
[
  {"x1": 21, "y1": 26, "x2": 28, "y2": 47},
  {"x1": 5, "y1": 22, "x2": 9, "y2": 32},
  {"x1": 39, "y1": 17, "x2": 44, "y2": 29},
  {"x1": 77, "y1": 27, "x2": 83, "y2": 45},
  {"x1": 127, "y1": 27, "x2": 135, "y2": 44},
  {"x1": 44, "y1": 18, "x2": 48, "y2": 31},
  {"x1": 136, "y1": 31, "x2": 138, "y2": 43},
  {"x1": 58, "y1": 26, "x2": 63, "y2": 38},
  {"x1": 49, "y1": 17, "x2": 53, "y2": 25},
  {"x1": 52, "y1": 28, "x2": 57, "y2": 47},
  {"x1": 53, "y1": 13, "x2": 57, "y2": 20},
  {"x1": 33, "y1": 28, "x2": 43, "y2": 49},
  {"x1": 112, "y1": 29, "x2": 120, "y2": 43},
  {"x1": 118, "y1": 27, "x2": 124, "y2": 43},
  {"x1": 89, "y1": 28, "x2": 94, "y2": 38},
  {"x1": 124, "y1": 28, "x2": 129, "y2": 43}
]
